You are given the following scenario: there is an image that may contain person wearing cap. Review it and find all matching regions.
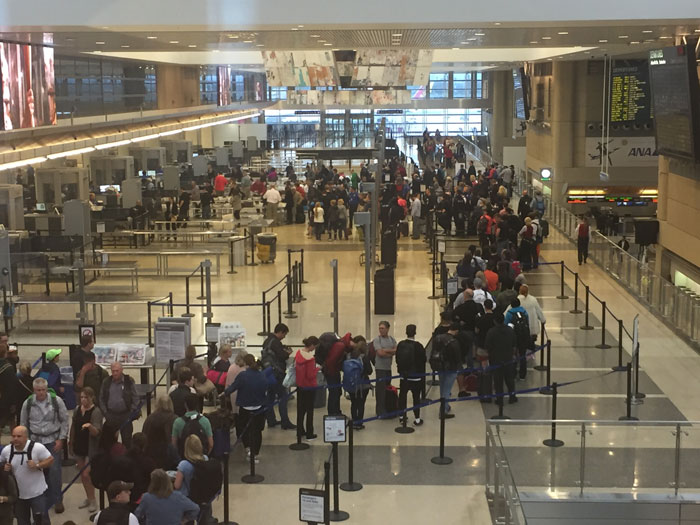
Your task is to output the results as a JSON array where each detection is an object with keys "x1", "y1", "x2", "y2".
[
  {"x1": 93, "y1": 480, "x2": 138, "y2": 525},
  {"x1": 20, "y1": 376, "x2": 69, "y2": 517},
  {"x1": 38, "y1": 349, "x2": 64, "y2": 397}
]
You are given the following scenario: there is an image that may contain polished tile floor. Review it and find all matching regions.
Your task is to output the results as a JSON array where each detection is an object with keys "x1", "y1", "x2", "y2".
[{"x1": 4, "y1": 200, "x2": 700, "y2": 524}]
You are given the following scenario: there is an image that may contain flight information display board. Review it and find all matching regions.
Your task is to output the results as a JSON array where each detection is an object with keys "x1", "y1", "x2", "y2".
[
  {"x1": 609, "y1": 59, "x2": 652, "y2": 124},
  {"x1": 649, "y1": 45, "x2": 700, "y2": 161}
]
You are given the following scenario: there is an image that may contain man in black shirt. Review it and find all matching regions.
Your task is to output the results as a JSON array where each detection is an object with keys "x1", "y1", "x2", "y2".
[
  {"x1": 485, "y1": 314, "x2": 518, "y2": 405},
  {"x1": 262, "y1": 323, "x2": 295, "y2": 429},
  {"x1": 177, "y1": 187, "x2": 191, "y2": 225},
  {"x1": 170, "y1": 368, "x2": 195, "y2": 417},
  {"x1": 396, "y1": 324, "x2": 427, "y2": 426},
  {"x1": 475, "y1": 299, "x2": 496, "y2": 400}
]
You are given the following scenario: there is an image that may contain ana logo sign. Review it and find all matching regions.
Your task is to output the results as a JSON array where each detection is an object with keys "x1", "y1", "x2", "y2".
[{"x1": 585, "y1": 137, "x2": 658, "y2": 167}]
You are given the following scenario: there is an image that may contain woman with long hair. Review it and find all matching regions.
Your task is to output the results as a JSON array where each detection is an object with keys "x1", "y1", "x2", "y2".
[
  {"x1": 142, "y1": 395, "x2": 178, "y2": 470},
  {"x1": 68, "y1": 386, "x2": 102, "y2": 513},
  {"x1": 134, "y1": 469, "x2": 199, "y2": 525}
]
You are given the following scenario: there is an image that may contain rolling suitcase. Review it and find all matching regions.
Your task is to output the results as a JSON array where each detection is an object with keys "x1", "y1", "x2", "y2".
[{"x1": 399, "y1": 220, "x2": 409, "y2": 237}]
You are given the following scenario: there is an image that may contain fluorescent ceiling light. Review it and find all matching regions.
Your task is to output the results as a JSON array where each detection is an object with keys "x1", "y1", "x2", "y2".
[
  {"x1": 558, "y1": 31, "x2": 569, "y2": 35},
  {"x1": 47, "y1": 147, "x2": 95, "y2": 159},
  {"x1": 188, "y1": 44, "x2": 197, "y2": 48},
  {"x1": 0, "y1": 157, "x2": 47, "y2": 171},
  {"x1": 130, "y1": 133, "x2": 161, "y2": 143},
  {"x1": 474, "y1": 33, "x2": 485, "y2": 36},
  {"x1": 542, "y1": 36, "x2": 552, "y2": 40},
  {"x1": 158, "y1": 130, "x2": 182, "y2": 137},
  {"x1": 147, "y1": 36, "x2": 157, "y2": 39},
  {"x1": 642, "y1": 30, "x2": 653, "y2": 33},
  {"x1": 96, "y1": 41, "x2": 105, "y2": 45},
  {"x1": 169, "y1": 40, "x2": 179, "y2": 44},
  {"x1": 95, "y1": 139, "x2": 132, "y2": 150}
]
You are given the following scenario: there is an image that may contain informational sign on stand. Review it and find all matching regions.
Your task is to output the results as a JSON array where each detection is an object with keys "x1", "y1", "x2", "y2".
[
  {"x1": 93, "y1": 344, "x2": 151, "y2": 366},
  {"x1": 217, "y1": 322, "x2": 246, "y2": 349},
  {"x1": 78, "y1": 324, "x2": 95, "y2": 343},
  {"x1": 154, "y1": 323, "x2": 187, "y2": 364},
  {"x1": 446, "y1": 277, "x2": 459, "y2": 296},
  {"x1": 299, "y1": 488, "x2": 325, "y2": 524},
  {"x1": 323, "y1": 415, "x2": 347, "y2": 443},
  {"x1": 205, "y1": 323, "x2": 221, "y2": 344},
  {"x1": 438, "y1": 241, "x2": 446, "y2": 254}
]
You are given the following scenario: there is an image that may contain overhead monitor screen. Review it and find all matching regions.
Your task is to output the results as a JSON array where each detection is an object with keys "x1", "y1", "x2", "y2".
[
  {"x1": 0, "y1": 42, "x2": 56, "y2": 130},
  {"x1": 513, "y1": 67, "x2": 530, "y2": 120},
  {"x1": 609, "y1": 59, "x2": 652, "y2": 124},
  {"x1": 649, "y1": 45, "x2": 700, "y2": 161}
]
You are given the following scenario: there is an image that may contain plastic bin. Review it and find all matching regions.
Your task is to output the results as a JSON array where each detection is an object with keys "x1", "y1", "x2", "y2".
[
  {"x1": 256, "y1": 233, "x2": 278, "y2": 263},
  {"x1": 229, "y1": 235, "x2": 247, "y2": 267}
]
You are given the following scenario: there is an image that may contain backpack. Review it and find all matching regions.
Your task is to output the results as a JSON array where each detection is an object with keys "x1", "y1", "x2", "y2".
[
  {"x1": 341, "y1": 358, "x2": 364, "y2": 394},
  {"x1": 395, "y1": 340, "x2": 416, "y2": 377},
  {"x1": 89, "y1": 451, "x2": 113, "y2": 490},
  {"x1": 511, "y1": 311, "x2": 531, "y2": 349},
  {"x1": 477, "y1": 216, "x2": 489, "y2": 235},
  {"x1": 178, "y1": 413, "x2": 209, "y2": 459},
  {"x1": 429, "y1": 334, "x2": 449, "y2": 371},
  {"x1": 260, "y1": 337, "x2": 284, "y2": 380},
  {"x1": 316, "y1": 332, "x2": 339, "y2": 366},
  {"x1": 534, "y1": 198, "x2": 545, "y2": 213},
  {"x1": 540, "y1": 218, "x2": 550, "y2": 238},
  {"x1": 9, "y1": 441, "x2": 35, "y2": 464},
  {"x1": 188, "y1": 458, "x2": 223, "y2": 505}
]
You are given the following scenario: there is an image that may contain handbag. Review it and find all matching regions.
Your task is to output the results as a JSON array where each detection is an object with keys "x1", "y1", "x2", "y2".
[
  {"x1": 282, "y1": 361, "x2": 296, "y2": 388},
  {"x1": 206, "y1": 369, "x2": 227, "y2": 386}
]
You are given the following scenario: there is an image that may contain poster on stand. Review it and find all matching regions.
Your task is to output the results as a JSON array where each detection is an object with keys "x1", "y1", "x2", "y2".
[
  {"x1": 217, "y1": 322, "x2": 247, "y2": 350},
  {"x1": 154, "y1": 323, "x2": 187, "y2": 364}
]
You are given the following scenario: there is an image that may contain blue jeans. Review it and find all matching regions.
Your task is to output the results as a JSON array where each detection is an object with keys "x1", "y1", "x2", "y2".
[
  {"x1": 439, "y1": 371, "x2": 458, "y2": 412},
  {"x1": 42, "y1": 441, "x2": 62, "y2": 510},
  {"x1": 15, "y1": 493, "x2": 46, "y2": 525},
  {"x1": 266, "y1": 380, "x2": 291, "y2": 425}
]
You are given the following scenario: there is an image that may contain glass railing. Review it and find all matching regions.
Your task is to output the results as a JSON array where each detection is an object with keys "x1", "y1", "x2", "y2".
[
  {"x1": 486, "y1": 420, "x2": 700, "y2": 505},
  {"x1": 513, "y1": 176, "x2": 700, "y2": 348}
]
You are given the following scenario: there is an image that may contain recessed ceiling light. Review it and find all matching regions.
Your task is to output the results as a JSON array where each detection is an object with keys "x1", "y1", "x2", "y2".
[
  {"x1": 298, "y1": 25, "x2": 304, "y2": 28},
  {"x1": 467, "y1": 37, "x2": 477, "y2": 41},
  {"x1": 542, "y1": 36, "x2": 552, "y2": 40},
  {"x1": 93, "y1": 50, "x2": 102, "y2": 54},
  {"x1": 659, "y1": 35, "x2": 672, "y2": 39},
  {"x1": 324, "y1": 43, "x2": 332, "y2": 46},
  {"x1": 102, "y1": 26, "x2": 109, "y2": 29},
  {"x1": 65, "y1": 38, "x2": 74, "y2": 42},
  {"x1": 474, "y1": 32, "x2": 485, "y2": 36},
  {"x1": 494, "y1": 22, "x2": 501, "y2": 25},
  {"x1": 291, "y1": 28, "x2": 298, "y2": 31},
  {"x1": 695, "y1": 29, "x2": 700, "y2": 33},
  {"x1": 618, "y1": 35, "x2": 629, "y2": 39},
  {"x1": 256, "y1": 44, "x2": 264, "y2": 47},
  {"x1": 599, "y1": 39, "x2": 608, "y2": 43},
  {"x1": 147, "y1": 36, "x2": 157, "y2": 40},
  {"x1": 95, "y1": 41, "x2": 105, "y2": 45},
  {"x1": 188, "y1": 44, "x2": 197, "y2": 48},
  {"x1": 630, "y1": 41, "x2": 640, "y2": 44},
  {"x1": 452, "y1": 47, "x2": 459, "y2": 50},
  {"x1": 642, "y1": 30, "x2": 653, "y2": 33},
  {"x1": 558, "y1": 31, "x2": 569, "y2": 35},
  {"x1": 169, "y1": 40, "x2": 179, "y2": 44},
  {"x1": 121, "y1": 45, "x2": 130, "y2": 48},
  {"x1": 310, "y1": 34, "x2": 320, "y2": 38},
  {"x1": 460, "y1": 41, "x2": 469, "y2": 44},
  {"x1": 243, "y1": 40, "x2": 253, "y2": 43},
  {"x1": 318, "y1": 39, "x2": 326, "y2": 43},
  {"x1": 392, "y1": 33, "x2": 402, "y2": 37},
  {"x1": 547, "y1": 58, "x2": 553, "y2": 61}
]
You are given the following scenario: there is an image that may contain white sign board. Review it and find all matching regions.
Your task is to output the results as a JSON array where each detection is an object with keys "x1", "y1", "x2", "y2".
[
  {"x1": 93, "y1": 344, "x2": 151, "y2": 367},
  {"x1": 585, "y1": 137, "x2": 658, "y2": 168},
  {"x1": 323, "y1": 415, "x2": 347, "y2": 443},
  {"x1": 218, "y1": 322, "x2": 247, "y2": 350},
  {"x1": 299, "y1": 488, "x2": 325, "y2": 523},
  {"x1": 154, "y1": 323, "x2": 187, "y2": 364}
]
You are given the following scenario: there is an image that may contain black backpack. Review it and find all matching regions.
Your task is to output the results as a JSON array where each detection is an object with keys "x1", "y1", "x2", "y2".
[
  {"x1": 429, "y1": 334, "x2": 450, "y2": 371},
  {"x1": 178, "y1": 414, "x2": 209, "y2": 459},
  {"x1": 395, "y1": 340, "x2": 416, "y2": 377},
  {"x1": 511, "y1": 311, "x2": 531, "y2": 349},
  {"x1": 188, "y1": 458, "x2": 223, "y2": 505},
  {"x1": 9, "y1": 441, "x2": 35, "y2": 464}
]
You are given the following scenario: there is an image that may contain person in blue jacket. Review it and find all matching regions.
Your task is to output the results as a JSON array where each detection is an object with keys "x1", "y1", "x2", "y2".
[
  {"x1": 221, "y1": 354, "x2": 269, "y2": 461},
  {"x1": 38, "y1": 348, "x2": 64, "y2": 396}
]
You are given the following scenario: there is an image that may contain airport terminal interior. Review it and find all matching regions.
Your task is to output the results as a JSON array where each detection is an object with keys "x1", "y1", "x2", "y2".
[{"x1": 2, "y1": 2, "x2": 700, "y2": 524}]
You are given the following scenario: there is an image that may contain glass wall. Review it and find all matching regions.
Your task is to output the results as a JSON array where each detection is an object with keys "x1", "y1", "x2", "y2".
[
  {"x1": 199, "y1": 66, "x2": 217, "y2": 105},
  {"x1": 55, "y1": 55, "x2": 157, "y2": 117}
]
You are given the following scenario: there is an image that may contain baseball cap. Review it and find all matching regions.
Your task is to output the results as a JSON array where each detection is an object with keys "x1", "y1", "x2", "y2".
[
  {"x1": 46, "y1": 349, "x2": 61, "y2": 361},
  {"x1": 107, "y1": 480, "x2": 134, "y2": 500}
]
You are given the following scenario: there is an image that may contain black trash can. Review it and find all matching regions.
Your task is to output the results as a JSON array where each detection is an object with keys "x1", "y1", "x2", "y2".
[
  {"x1": 374, "y1": 267, "x2": 395, "y2": 315},
  {"x1": 381, "y1": 227, "x2": 397, "y2": 266}
]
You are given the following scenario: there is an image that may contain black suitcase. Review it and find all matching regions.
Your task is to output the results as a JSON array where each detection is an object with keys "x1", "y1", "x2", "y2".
[
  {"x1": 399, "y1": 220, "x2": 409, "y2": 237},
  {"x1": 295, "y1": 206, "x2": 306, "y2": 224}
]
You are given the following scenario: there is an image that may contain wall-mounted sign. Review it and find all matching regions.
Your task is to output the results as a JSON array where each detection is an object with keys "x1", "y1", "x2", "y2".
[
  {"x1": 585, "y1": 137, "x2": 658, "y2": 167},
  {"x1": 540, "y1": 168, "x2": 552, "y2": 181}
]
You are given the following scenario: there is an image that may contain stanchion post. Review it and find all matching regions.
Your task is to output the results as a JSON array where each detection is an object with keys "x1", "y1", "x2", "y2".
[
  {"x1": 543, "y1": 382, "x2": 564, "y2": 447},
  {"x1": 287, "y1": 249, "x2": 292, "y2": 280},
  {"x1": 258, "y1": 291, "x2": 268, "y2": 336},
  {"x1": 284, "y1": 274, "x2": 297, "y2": 319},
  {"x1": 293, "y1": 263, "x2": 301, "y2": 304},
  {"x1": 300, "y1": 249, "x2": 308, "y2": 283},
  {"x1": 633, "y1": 344, "x2": 646, "y2": 401},
  {"x1": 490, "y1": 396, "x2": 510, "y2": 420},
  {"x1": 289, "y1": 394, "x2": 310, "y2": 451},
  {"x1": 277, "y1": 289, "x2": 282, "y2": 327},
  {"x1": 227, "y1": 238, "x2": 237, "y2": 275},
  {"x1": 619, "y1": 362, "x2": 639, "y2": 421},
  {"x1": 557, "y1": 261, "x2": 569, "y2": 299},
  {"x1": 580, "y1": 286, "x2": 594, "y2": 330},
  {"x1": 61, "y1": 439, "x2": 75, "y2": 466},
  {"x1": 329, "y1": 442, "x2": 350, "y2": 521},
  {"x1": 431, "y1": 398, "x2": 453, "y2": 465},
  {"x1": 197, "y1": 265, "x2": 205, "y2": 300},
  {"x1": 612, "y1": 320, "x2": 626, "y2": 372},
  {"x1": 539, "y1": 341, "x2": 553, "y2": 395},
  {"x1": 221, "y1": 453, "x2": 239, "y2": 525},
  {"x1": 147, "y1": 301, "x2": 152, "y2": 346},
  {"x1": 324, "y1": 461, "x2": 331, "y2": 525},
  {"x1": 182, "y1": 276, "x2": 194, "y2": 318},
  {"x1": 596, "y1": 302, "x2": 611, "y2": 349},
  {"x1": 168, "y1": 292, "x2": 174, "y2": 316},
  {"x1": 534, "y1": 325, "x2": 548, "y2": 372},
  {"x1": 394, "y1": 404, "x2": 415, "y2": 434},
  {"x1": 241, "y1": 443, "x2": 264, "y2": 484},
  {"x1": 248, "y1": 229, "x2": 258, "y2": 266},
  {"x1": 340, "y1": 423, "x2": 362, "y2": 492},
  {"x1": 298, "y1": 261, "x2": 306, "y2": 301},
  {"x1": 570, "y1": 273, "x2": 582, "y2": 314}
]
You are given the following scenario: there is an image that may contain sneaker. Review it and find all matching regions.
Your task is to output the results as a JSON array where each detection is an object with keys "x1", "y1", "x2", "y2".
[
  {"x1": 413, "y1": 418, "x2": 423, "y2": 426},
  {"x1": 55, "y1": 502, "x2": 65, "y2": 514},
  {"x1": 305, "y1": 434, "x2": 317, "y2": 441},
  {"x1": 88, "y1": 500, "x2": 97, "y2": 513},
  {"x1": 281, "y1": 422, "x2": 297, "y2": 430},
  {"x1": 78, "y1": 499, "x2": 90, "y2": 509}
]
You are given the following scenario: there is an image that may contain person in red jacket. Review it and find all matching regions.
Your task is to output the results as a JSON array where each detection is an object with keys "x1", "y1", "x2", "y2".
[
  {"x1": 294, "y1": 336, "x2": 321, "y2": 441},
  {"x1": 323, "y1": 333, "x2": 354, "y2": 416}
]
